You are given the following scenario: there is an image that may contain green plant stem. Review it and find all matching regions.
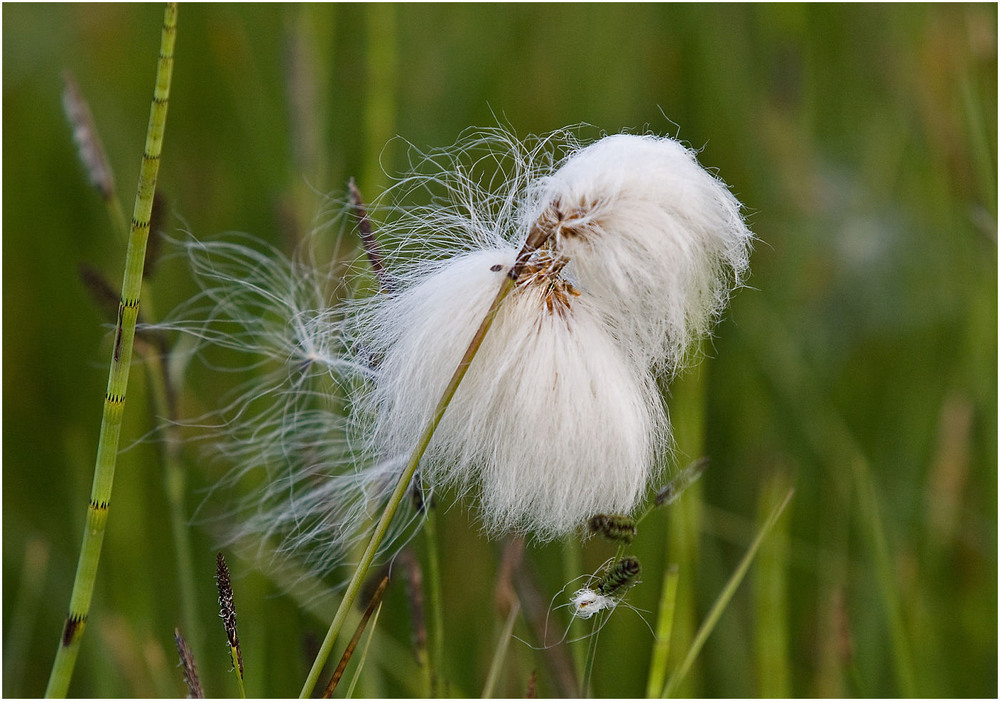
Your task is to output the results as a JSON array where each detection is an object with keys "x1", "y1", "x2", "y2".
[
  {"x1": 662, "y1": 355, "x2": 707, "y2": 697},
  {"x1": 754, "y1": 471, "x2": 792, "y2": 697},
  {"x1": 45, "y1": 5, "x2": 176, "y2": 696},
  {"x1": 661, "y1": 488, "x2": 794, "y2": 698},
  {"x1": 140, "y1": 347, "x2": 203, "y2": 664},
  {"x1": 345, "y1": 602, "x2": 383, "y2": 699},
  {"x1": 231, "y1": 647, "x2": 247, "y2": 699},
  {"x1": 481, "y1": 599, "x2": 520, "y2": 698},
  {"x1": 562, "y1": 539, "x2": 585, "y2": 680},
  {"x1": 301, "y1": 277, "x2": 516, "y2": 698},
  {"x1": 299, "y1": 215, "x2": 552, "y2": 699},
  {"x1": 580, "y1": 611, "x2": 605, "y2": 697},
  {"x1": 645, "y1": 564, "x2": 679, "y2": 697},
  {"x1": 423, "y1": 506, "x2": 445, "y2": 696}
]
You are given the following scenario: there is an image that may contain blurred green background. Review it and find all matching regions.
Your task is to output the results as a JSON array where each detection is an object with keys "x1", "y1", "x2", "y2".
[{"x1": 3, "y1": 3, "x2": 996, "y2": 698}]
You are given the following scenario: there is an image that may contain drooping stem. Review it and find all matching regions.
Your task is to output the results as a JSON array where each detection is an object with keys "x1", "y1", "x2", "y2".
[
  {"x1": 299, "y1": 227, "x2": 551, "y2": 698},
  {"x1": 45, "y1": 5, "x2": 176, "y2": 696}
]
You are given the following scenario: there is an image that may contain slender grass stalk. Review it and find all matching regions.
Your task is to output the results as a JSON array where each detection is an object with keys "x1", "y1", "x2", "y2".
[
  {"x1": 423, "y1": 506, "x2": 446, "y2": 696},
  {"x1": 45, "y1": 6, "x2": 176, "y2": 696},
  {"x1": 754, "y1": 471, "x2": 792, "y2": 697},
  {"x1": 644, "y1": 564, "x2": 679, "y2": 697},
  {"x1": 361, "y1": 2, "x2": 396, "y2": 195},
  {"x1": 323, "y1": 575, "x2": 390, "y2": 698},
  {"x1": 481, "y1": 598, "x2": 521, "y2": 698},
  {"x1": 299, "y1": 225, "x2": 552, "y2": 698},
  {"x1": 562, "y1": 539, "x2": 586, "y2": 680},
  {"x1": 661, "y1": 488, "x2": 794, "y2": 698},
  {"x1": 580, "y1": 611, "x2": 605, "y2": 698},
  {"x1": 661, "y1": 356, "x2": 707, "y2": 697},
  {"x1": 345, "y1": 602, "x2": 384, "y2": 699}
]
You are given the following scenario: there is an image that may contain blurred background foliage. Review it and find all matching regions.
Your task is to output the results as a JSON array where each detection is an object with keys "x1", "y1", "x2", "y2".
[{"x1": 3, "y1": 3, "x2": 996, "y2": 698}]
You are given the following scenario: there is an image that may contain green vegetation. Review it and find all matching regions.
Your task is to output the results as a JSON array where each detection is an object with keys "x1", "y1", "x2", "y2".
[{"x1": 3, "y1": 4, "x2": 995, "y2": 697}]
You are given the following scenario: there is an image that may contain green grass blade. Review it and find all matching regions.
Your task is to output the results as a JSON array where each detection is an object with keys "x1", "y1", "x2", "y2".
[
  {"x1": 481, "y1": 599, "x2": 520, "y2": 698},
  {"x1": 754, "y1": 471, "x2": 793, "y2": 697},
  {"x1": 644, "y1": 564, "x2": 679, "y2": 697},
  {"x1": 44, "y1": 5, "x2": 177, "y2": 696},
  {"x1": 662, "y1": 488, "x2": 794, "y2": 698}
]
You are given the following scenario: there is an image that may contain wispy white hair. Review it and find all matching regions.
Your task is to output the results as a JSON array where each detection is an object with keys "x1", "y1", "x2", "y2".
[{"x1": 157, "y1": 125, "x2": 751, "y2": 577}]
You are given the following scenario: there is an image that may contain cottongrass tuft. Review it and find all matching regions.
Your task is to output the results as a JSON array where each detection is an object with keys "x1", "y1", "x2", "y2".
[{"x1": 158, "y1": 125, "x2": 751, "y2": 579}]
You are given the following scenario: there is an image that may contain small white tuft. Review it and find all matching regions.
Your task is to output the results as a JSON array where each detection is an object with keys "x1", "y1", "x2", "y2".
[{"x1": 570, "y1": 588, "x2": 618, "y2": 620}]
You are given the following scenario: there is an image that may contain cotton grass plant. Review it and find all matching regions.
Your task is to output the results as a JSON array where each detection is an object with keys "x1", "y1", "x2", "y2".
[{"x1": 151, "y1": 124, "x2": 759, "y2": 696}]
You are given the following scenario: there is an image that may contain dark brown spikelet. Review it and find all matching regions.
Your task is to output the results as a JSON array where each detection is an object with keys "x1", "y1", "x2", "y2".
[
  {"x1": 587, "y1": 514, "x2": 637, "y2": 544},
  {"x1": 215, "y1": 553, "x2": 243, "y2": 676},
  {"x1": 174, "y1": 627, "x2": 205, "y2": 698},
  {"x1": 596, "y1": 556, "x2": 641, "y2": 597}
]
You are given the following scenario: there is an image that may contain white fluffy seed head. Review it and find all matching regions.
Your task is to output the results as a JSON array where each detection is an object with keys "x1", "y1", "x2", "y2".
[
  {"x1": 159, "y1": 126, "x2": 752, "y2": 576},
  {"x1": 570, "y1": 588, "x2": 617, "y2": 620},
  {"x1": 526, "y1": 133, "x2": 753, "y2": 372},
  {"x1": 354, "y1": 246, "x2": 667, "y2": 540}
]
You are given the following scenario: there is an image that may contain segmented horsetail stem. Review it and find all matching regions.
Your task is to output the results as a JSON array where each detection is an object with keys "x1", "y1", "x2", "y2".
[
  {"x1": 596, "y1": 556, "x2": 642, "y2": 597},
  {"x1": 174, "y1": 628, "x2": 204, "y2": 699},
  {"x1": 215, "y1": 553, "x2": 245, "y2": 691},
  {"x1": 321, "y1": 575, "x2": 390, "y2": 699},
  {"x1": 299, "y1": 207, "x2": 558, "y2": 699},
  {"x1": 655, "y1": 457, "x2": 710, "y2": 507},
  {"x1": 588, "y1": 514, "x2": 637, "y2": 544},
  {"x1": 62, "y1": 71, "x2": 116, "y2": 203},
  {"x1": 45, "y1": 6, "x2": 176, "y2": 697}
]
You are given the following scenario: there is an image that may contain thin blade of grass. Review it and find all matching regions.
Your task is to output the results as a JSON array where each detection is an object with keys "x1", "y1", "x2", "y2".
[
  {"x1": 481, "y1": 599, "x2": 521, "y2": 698},
  {"x1": 644, "y1": 564, "x2": 679, "y2": 697},
  {"x1": 754, "y1": 471, "x2": 793, "y2": 697},
  {"x1": 662, "y1": 487, "x2": 794, "y2": 698},
  {"x1": 345, "y1": 601, "x2": 384, "y2": 699},
  {"x1": 323, "y1": 575, "x2": 390, "y2": 699}
]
